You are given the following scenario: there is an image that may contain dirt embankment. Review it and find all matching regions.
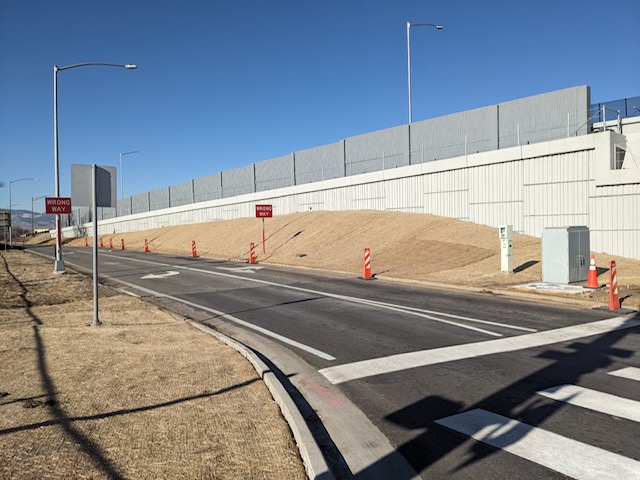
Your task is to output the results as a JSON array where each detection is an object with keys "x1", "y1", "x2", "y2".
[{"x1": 59, "y1": 210, "x2": 640, "y2": 309}]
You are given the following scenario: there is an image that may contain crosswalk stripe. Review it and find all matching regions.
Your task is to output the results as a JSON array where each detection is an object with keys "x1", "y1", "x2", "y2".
[
  {"x1": 608, "y1": 367, "x2": 640, "y2": 382},
  {"x1": 320, "y1": 315, "x2": 640, "y2": 384},
  {"x1": 435, "y1": 408, "x2": 640, "y2": 480},
  {"x1": 537, "y1": 384, "x2": 640, "y2": 423}
]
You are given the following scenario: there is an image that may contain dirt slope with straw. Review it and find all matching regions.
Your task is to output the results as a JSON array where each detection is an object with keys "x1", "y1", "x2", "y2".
[{"x1": 63, "y1": 210, "x2": 640, "y2": 308}]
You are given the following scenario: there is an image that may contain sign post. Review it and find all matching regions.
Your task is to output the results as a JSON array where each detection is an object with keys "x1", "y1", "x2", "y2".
[
  {"x1": 255, "y1": 204, "x2": 273, "y2": 254},
  {"x1": 71, "y1": 164, "x2": 116, "y2": 326},
  {"x1": 0, "y1": 210, "x2": 9, "y2": 252}
]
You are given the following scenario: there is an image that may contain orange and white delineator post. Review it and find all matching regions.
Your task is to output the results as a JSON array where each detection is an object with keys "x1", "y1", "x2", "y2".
[
  {"x1": 609, "y1": 261, "x2": 621, "y2": 311},
  {"x1": 120, "y1": 239, "x2": 125, "y2": 250},
  {"x1": 85, "y1": 237, "x2": 89, "y2": 247},
  {"x1": 100, "y1": 237, "x2": 104, "y2": 248},
  {"x1": 191, "y1": 240, "x2": 198, "y2": 258},
  {"x1": 363, "y1": 247, "x2": 372, "y2": 280},
  {"x1": 586, "y1": 255, "x2": 599, "y2": 288},
  {"x1": 109, "y1": 238, "x2": 113, "y2": 249},
  {"x1": 249, "y1": 242, "x2": 256, "y2": 264},
  {"x1": 144, "y1": 239, "x2": 149, "y2": 253}
]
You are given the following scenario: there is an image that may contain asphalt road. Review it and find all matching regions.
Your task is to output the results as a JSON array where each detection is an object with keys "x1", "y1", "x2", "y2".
[{"x1": 31, "y1": 246, "x2": 640, "y2": 480}]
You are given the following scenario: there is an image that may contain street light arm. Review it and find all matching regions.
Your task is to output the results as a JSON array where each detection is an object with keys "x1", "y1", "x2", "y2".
[
  {"x1": 10, "y1": 177, "x2": 39, "y2": 185},
  {"x1": 407, "y1": 21, "x2": 444, "y2": 125},
  {"x1": 119, "y1": 151, "x2": 143, "y2": 199},
  {"x1": 56, "y1": 62, "x2": 137, "y2": 72},
  {"x1": 52, "y1": 60, "x2": 137, "y2": 273},
  {"x1": 409, "y1": 23, "x2": 443, "y2": 29}
]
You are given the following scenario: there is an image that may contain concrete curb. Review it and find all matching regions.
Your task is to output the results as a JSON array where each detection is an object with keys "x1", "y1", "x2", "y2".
[{"x1": 185, "y1": 319, "x2": 335, "y2": 480}]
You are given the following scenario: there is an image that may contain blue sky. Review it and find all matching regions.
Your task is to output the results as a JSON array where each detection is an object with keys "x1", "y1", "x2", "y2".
[{"x1": 1, "y1": 0, "x2": 639, "y2": 213}]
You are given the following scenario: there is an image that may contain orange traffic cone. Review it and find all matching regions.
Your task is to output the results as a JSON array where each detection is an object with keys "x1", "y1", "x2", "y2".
[
  {"x1": 249, "y1": 242, "x2": 256, "y2": 264},
  {"x1": 363, "y1": 248, "x2": 372, "y2": 280},
  {"x1": 586, "y1": 255, "x2": 599, "y2": 288},
  {"x1": 609, "y1": 261, "x2": 621, "y2": 311}
]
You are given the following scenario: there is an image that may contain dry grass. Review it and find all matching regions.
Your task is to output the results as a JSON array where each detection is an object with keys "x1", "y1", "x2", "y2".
[{"x1": 0, "y1": 251, "x2": 306, "y2": 480}]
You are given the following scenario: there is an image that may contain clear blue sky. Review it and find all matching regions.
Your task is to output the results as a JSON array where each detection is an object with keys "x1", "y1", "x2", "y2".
[{"x1": 1, "y1": 0, "x2": 639, "y2": 213}]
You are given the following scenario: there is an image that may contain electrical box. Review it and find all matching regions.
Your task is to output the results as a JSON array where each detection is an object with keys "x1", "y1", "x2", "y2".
[
  {"x1": 499, "y1": 225, "x2": 513, "y2": 273},
  {"x1": 542, "y1": 226, "x2": 590, "y2": 284}
]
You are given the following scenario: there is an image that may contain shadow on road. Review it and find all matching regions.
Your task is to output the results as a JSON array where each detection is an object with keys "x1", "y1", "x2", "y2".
[{"x1": 353, "y1": 313, "x2": 639, "y2": 479}]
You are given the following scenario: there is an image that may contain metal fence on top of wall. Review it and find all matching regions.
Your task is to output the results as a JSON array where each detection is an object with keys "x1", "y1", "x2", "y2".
[{"x1": 65, "y1": 86, "x2": 597, "y2": 227}]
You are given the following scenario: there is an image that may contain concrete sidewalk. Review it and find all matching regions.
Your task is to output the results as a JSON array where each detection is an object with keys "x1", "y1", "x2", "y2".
[{"x1": 0, "y1": 250, "x2": 307, "y2": 479}]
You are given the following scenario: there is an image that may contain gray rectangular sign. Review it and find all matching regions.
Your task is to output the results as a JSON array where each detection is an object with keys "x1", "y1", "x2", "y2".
[
  {"x1": 71, "y1": 164, "x2": 116, "y2": 207},
  {"x1": 0, "y1": 209, "x2": 10, "y2": 227}
]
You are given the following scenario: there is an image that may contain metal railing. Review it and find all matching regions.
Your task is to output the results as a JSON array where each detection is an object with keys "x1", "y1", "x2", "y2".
[{"x1": 590, "y1": 96, "x2": 640, "y2": 122}]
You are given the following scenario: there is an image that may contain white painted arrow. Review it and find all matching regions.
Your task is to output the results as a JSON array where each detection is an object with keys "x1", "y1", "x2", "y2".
[
  {"x1": 141, "y1": 271, "x2": 180, "y2": 280},
  {"x1": 216, "y1": 266, "x2": 264, "y2": 274}
]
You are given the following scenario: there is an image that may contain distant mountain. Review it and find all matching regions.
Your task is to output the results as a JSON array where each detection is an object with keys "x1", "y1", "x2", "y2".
[{"x1": 6, "y1": 209, "x2": 55, "y2": 231}]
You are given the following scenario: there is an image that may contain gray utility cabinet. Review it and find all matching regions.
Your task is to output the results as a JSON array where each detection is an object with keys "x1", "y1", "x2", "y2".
[{"x1": 542, "y1": 226, "x2": 590, "y2": 284}]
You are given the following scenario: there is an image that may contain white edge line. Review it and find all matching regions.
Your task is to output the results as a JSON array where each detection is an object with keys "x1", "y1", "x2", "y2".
[
  {"x1": 361, "y1": 298, "x2": 538, "y2": 332},
  {"x1": 101, "y1": 276, "x2": 336, "y2": 361},
  {"x1": 115, "y1": 255, "x2": 507, "y2": 337}
]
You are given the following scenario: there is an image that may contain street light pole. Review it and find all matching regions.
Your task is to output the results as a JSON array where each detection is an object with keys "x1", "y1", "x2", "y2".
[
  {"x1": 407, "y1": 22, "x2": 443, "y2": 125},
  {"x1": 119, "y1": 150, "x2": 142, "y2": 199},
  {"x1": 9, "y1": 177, "x2": 38, "y2": 246},
  {"x1": 31, "y1": 194, "x2": 51, "y2": 235},
  {"x1": 53, "y1": 62, "x2": 137, "y2": 273}
]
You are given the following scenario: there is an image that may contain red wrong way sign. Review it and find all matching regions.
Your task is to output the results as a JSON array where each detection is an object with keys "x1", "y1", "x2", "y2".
[
  {"x1": 45, "y1": 197, "x2": 72, "y2": 214},
  {"x1": 255, "y1": 204, "x2": 273, "y2": 218}
]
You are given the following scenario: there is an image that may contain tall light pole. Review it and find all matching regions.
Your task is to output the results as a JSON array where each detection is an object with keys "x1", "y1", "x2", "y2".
[
  {"x1": 9, "y1": 177, "x2": 38, "y2": 246},
  {"x1": 31, "y1": 194, "x2": 51, "y2": 235},
  {"x1": 54, "y1": 62, "x2": 137, "y2": 273},
  {"x1": 119, "y1": 150, "x2": 142, "y2": 199},
  {"x1": 407, "y1": 22, "x2": 443, "y2": 124}
]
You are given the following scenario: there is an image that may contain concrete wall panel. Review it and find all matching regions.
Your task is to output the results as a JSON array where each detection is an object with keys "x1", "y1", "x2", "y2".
[
  {"x1": 193, "y1": 173, "x2": 222, "y2": 203},
  {"x1": 255, "y1": 154, "x2": 295, "y2": 192},
  {"x1": 222, "y1": 165, "x2": 254, "y2": 198},
  {"x1": 345, "y1": 125, "x2": 409, "y2": 175},
  {"x1": 295, "y1": 142, "x2": 345, "y2": 185},
  {"x1": 169, "y1": 181, "x2": 194, "y2": 207}
]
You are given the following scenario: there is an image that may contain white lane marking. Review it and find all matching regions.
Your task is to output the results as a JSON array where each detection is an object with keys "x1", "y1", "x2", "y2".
[
  {"x1": 435, "y1": 409, "x2": 640, "y2": 480},
  {"x1": 141, "y1": 271, "x2": 180, "y2": 279},
  {"x1": 608, "y1": 367, "x2": 640, "y2": 382},
  {"x1": 537, "y1": 384, "x2": 640, "y2": 423},
  {"x1": 349, "y1": 297, "x2": 503, "y2": 337},
  {"x1": 103, "y1": 277, "x2": 336, "y2": 361},
  {"x1": 319, "y1": 316, "x2": 640, "y2": 384},
  {"x1": 358, "y1": 298, "x2": 537, "y2": 333},
  {"x1": 217, "y1": 266, "x2": 264, "y2": 273},
  {"x1": 112, "y1": 255, "x2": 508, "y2": 337}
]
